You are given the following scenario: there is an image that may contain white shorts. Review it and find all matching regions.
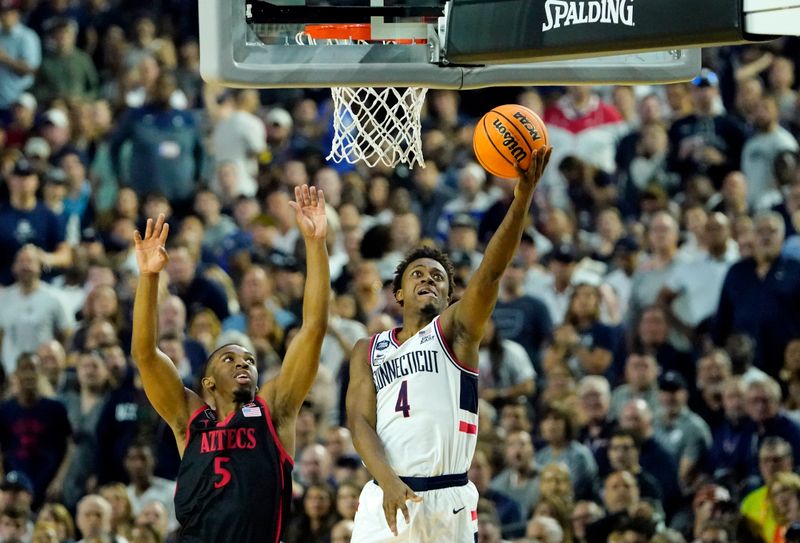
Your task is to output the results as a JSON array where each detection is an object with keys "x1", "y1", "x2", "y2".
[{"x1": 351, "y1": 478, "x2": 479, "y2": 543}]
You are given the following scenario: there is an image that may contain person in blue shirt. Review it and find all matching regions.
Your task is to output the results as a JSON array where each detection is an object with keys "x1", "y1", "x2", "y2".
[
  {"x1": 0, "y1": 353, "x2": 72, "y2": 508},
  {"x1": 743, "y1": 372, "x2": 800, "y2": 472},
  {"x1": 713, "y1": 211, "x2": 800, "y2": 378},
  {"x1": 0, "y1": 158, "x2": 71, "y2": 285},
  {"x1": 494, "y1": 257, "x2": 552, "y2": 376},
  {"x1": 109, "y1": 72, "x2": 203, "y2": 214},
  {"x1": 708, "y1": 376, "x2": 753, "y2": 491},
  {"x1": 0, "y1": 0, "x2": 41, "y2": 112}
]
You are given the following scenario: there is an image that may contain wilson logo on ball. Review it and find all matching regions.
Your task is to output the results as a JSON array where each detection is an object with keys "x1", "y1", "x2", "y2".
[
  {"x1": 513, "y1": 112, "x2": 542, "y2": 141},
  {"x1": 491, "y1": 119, "x2": 528, "y2": 163}
]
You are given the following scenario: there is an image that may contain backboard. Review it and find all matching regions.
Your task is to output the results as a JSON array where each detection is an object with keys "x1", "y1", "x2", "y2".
[{"x1": 199, "y1": 0, "x2": 703, "y2": 89}]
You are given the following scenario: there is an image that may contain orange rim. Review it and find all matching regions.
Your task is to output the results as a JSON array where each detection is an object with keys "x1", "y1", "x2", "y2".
[
  {"x1": 303, "y1": 23, "x2": 426, "y2": 45},
  {"x1": 304, "y1": 24, "x2": 372, "y2": 41}
]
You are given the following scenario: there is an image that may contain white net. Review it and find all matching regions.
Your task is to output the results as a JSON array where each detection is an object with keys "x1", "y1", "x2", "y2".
[
  {"x1": 294, "y1": 31, "x2": 428, "y2": 168},
  {"x1": 328, "y1": 86, "x2": 428, "y2": 168}
]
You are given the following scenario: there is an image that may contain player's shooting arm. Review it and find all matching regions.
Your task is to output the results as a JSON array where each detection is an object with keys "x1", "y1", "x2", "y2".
[
  {"x1": 131, "y1": 215, "x2": 201, "y2": 446},
  {"x1": 444, "y1": 148, "x2": 552, "y2": 347},
  {"x1": 261, "y1": 186, "x2": 329, "y2": 442}
]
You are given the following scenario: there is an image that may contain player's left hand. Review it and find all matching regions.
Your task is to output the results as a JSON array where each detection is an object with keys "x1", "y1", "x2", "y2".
[
  {"x1": 381, "y1": 477, "x2": 422, "y2": 536},
  {"x1": 514, "y1": 146, "x2": 552, "y2": 200},
  {"x1": 289, "y1": 184, "x2": 327, "y2": 240}
]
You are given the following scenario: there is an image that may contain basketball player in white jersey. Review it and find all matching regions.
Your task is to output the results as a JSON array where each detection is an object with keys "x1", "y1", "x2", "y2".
[{"x1": 347, "y1": 146, "x2": 552, "y2": 542}]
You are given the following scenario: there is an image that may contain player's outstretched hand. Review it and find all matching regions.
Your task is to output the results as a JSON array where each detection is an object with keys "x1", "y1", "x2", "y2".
[
  {"x1": 381, "y1": 477, "x2": 422, "y2": 536},
  {"x1": 514, "y1": 146, "x2": 553, "y2": 199},
  {"x1": 289, "y1": 184, "x2": 327, "y2": 240},
  {"x1": 134, "y1": 213, "x2": 170, "y2": 275}
]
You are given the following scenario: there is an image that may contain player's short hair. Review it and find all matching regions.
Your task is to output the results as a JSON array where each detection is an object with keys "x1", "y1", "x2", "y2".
[
  {"x1": 201, "y1": 343, "x2": 242, "y2": 378},
  {"x1": 391, "y1": 246, "x2": 456, "y2": 305}
]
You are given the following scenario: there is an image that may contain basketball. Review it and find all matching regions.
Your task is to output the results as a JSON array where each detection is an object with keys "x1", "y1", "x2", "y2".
[{"x1": 473, "y1": 104, "x2": 549, "y2": 179}]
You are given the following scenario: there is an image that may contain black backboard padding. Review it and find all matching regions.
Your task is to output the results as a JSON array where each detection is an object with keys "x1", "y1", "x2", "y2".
[{"x1": 445, "y1": 0, "x2": 746, "y2": 64}]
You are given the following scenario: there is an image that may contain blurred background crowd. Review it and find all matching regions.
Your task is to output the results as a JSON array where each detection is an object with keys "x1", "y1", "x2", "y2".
[{"x1": 2, "y1": 0, "x2": 800, "y2": 542}]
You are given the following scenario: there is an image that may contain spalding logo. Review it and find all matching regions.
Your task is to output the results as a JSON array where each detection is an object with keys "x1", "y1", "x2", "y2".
[
  {"x1": 542, "y1": 0, "x2": 635, "y2": 32},
  {"x1": 513, "y1": 112, "x2": 542, "y2": 141},
  {"x1": 491, "y1": 119, "x2": 528, "y2": 163}
]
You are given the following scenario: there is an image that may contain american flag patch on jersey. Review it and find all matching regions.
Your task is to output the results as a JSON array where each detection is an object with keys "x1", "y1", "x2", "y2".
[{"x1": 242, "y1": 405, "x2": 261, "y2": 418}]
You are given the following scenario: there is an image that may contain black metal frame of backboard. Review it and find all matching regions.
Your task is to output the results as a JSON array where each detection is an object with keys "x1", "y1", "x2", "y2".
[{"x1": 246, "y1": 1, "x2": 446, "y2": 24}]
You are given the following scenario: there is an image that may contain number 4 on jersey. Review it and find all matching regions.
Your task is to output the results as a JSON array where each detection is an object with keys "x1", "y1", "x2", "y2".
[{"x1": 395, "y1": 380, "x2": 411, "y2": 418}]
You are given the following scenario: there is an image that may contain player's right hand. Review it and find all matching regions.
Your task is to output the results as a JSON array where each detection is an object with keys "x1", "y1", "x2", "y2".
[
  {"x1": 134, "y1": 213, "x2": 170, "y2": 275},
  {"x1": 514, "y1": 146, "x2": 552, "y2": 199},
  {"x1": 381, "y1": 477, "x2": 422, "y2": 536}
]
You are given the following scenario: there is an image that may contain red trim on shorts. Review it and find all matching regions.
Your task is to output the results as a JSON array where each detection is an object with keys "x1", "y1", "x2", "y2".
[
  {"x1": 434, "y1": 318, "x2": 478, "y2": 375},
  {"x1": 184, "y1": 405, "x2": 209, "y2": 451},
  {"x1": 471, "y1": 510, "x2": 478, "y2": 521},
  {"x1": 257, "y1": 396, "x2": 295, "y2": 466},
  {"x1": 459, "y1": 421, "x2": 478, "y2": 435}
]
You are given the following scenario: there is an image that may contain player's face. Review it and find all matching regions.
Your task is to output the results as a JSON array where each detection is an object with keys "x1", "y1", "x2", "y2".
[
  {"x1": 398, "y1": 258, "x2": 449, "y2": 315},
  {"x1": 210, "y1": 346, "x2": 258, "y2": 402}
]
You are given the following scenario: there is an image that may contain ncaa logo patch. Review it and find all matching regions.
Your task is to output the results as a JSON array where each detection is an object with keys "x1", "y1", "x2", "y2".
[{"x1": 376, "y1": 340, "x2": 390, "y2": 350}]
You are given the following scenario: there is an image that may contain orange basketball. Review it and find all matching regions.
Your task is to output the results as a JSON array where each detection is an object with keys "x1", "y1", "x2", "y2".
[{"x1": 473, "y1": 104, "x2": 549, "y2": 179}]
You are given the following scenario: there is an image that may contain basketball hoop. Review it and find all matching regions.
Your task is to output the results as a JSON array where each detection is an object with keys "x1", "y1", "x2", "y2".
[{"x1": 298, "y1": 24, "x2": 429, "y2": 169}]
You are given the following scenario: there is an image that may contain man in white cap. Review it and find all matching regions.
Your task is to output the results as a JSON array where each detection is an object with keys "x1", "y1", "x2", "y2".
[
  {"x1": 265, "y1": 107, "x2": 294, "y2": 163},
  {"x1": 40, "y1": 107, "x2": 79, "y2": 165},
  {"x1": 4, "y1": 91, "x2": 35, "y2": 146}
]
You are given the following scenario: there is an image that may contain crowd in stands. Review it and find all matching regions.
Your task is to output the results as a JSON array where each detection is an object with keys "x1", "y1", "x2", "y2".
[{"x1": 3, "y1": 0, "x2": 800, "y2": 542}]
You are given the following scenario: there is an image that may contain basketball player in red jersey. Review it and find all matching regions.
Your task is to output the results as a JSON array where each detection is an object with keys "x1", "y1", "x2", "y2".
[
  {"x1": 131, "y1": 185, "x2": 329, "y2": 543},
  {"x1": 347, "y1": 147, "x2": 552, "y2": 542}
]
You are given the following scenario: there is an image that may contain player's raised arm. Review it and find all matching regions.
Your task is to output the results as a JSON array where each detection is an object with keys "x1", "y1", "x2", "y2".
[
  {"x1": 260, "y1": 185, "x2": 330, "y2": 452},
  {"x1": 440, "y1": 147, "x2": 552, "y2": 360},
  {"x1": 131, "y1": 214, "x2": 203, "y2": 448},
  {"x1": 347, "y1": 338, "x2": 421, "y2": 535}
]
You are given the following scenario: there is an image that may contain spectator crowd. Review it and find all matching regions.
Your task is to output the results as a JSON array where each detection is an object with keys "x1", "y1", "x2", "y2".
[{"x1": 2, "y1": 0, "x2": 800, "y2": 542}]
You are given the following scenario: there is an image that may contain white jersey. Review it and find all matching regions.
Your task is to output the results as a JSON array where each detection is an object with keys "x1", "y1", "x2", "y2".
[{"x1": 369, "y1": 316, "x2": 479, "y2": 477}]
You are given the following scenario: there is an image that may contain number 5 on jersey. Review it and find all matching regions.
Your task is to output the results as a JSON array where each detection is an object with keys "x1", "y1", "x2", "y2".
[
  {"x1": 395, "y1": 380, "x2": 411, "y2": 418},
  {"x1": 214, "y1": 456, "x2": 232, "y2": 488}
]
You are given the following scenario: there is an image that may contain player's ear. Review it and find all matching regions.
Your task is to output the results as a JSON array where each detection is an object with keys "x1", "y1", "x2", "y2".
[
  {"x1": 201, "y1": 376, "x2": 215, "y2": 392},
  {"x1": 395, "y1": 289, "x2": 404, "y2": 305}
]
